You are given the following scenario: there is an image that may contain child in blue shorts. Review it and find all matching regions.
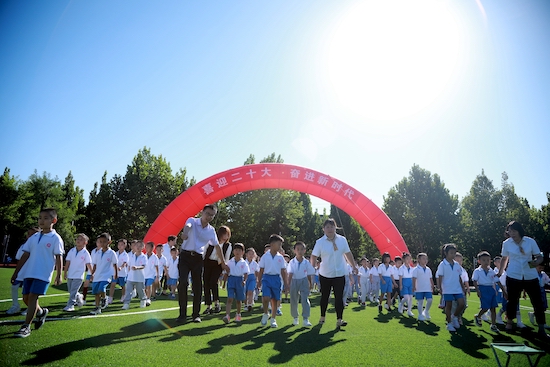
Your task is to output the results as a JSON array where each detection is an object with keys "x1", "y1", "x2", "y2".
[
  {"x1": 412, "y1": 253, "x2": 434, "y2": 321},
  {"x1": 258, "y1": 235, "x2": 288, "y2": 328},
  {"x1": 436, "y1": 244, "x2": 467, "y2": 332},
  {"x1": 11, "y1": 208, "x2": 64, "y2": 338},
  {"x1": 90, "y1": 233, "x2": 118, "y2": 315},
  {"x1": 473, "y1": 251, "x2": 507, "y2": 333},
  {"x1": 398, "y1": 253, "x2": 415, "y2": 317},
  {"x1": 223, "y1": 243, "x2": 249, "y2": 324},
  {"x1": 245, "y1": 248, "x2": 259, "y2": 311},
  {"x1": 377, "y1": 252, "x2": 397, "y2": 312}
]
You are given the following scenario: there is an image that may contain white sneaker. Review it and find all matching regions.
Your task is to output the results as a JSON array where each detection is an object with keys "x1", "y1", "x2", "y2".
[
  {"x1": 446, "y1": 323, "x2": 456, "y2": 332},
  {"x1": 121, "y1": 303, "x2": 130, "y2": 310},
  {"x1": 21, "y1": 309, "x2": 27, "y2": 316},
  {"x1": 6, "y1": 305, "x2": 21, "y2": 315},
  {"x1": 424, "y1": 311, "x2": 431, "y2": 320},
  {"x1": 63, "y1": 306, "x2": 75, "y2": 312},
  {"x1": 76, "y1": 294, "x2": 84, "y2": 307},
  {"x1": 407, "y1": 310, "x2": 415, "y2": 317},
  {"x1": 398, "y1": 301, "x2": 404, "y2": 313},
  {"x1": 146, "y1": 299, "x2": 151, "y2": 306},
  {"x1": 261, "y1": 313, "x2": 269, "y2": 326},
  {"x1": 496, "y1": 313, "x2": 504, "y2": 325},
  {"x1": 303, "y1": 318, "x2": 312, "y2": 327},
  {"x1": 140, "y1": 300, "x2": 147, "y2": 308},
  {"x1": 481, "y1": 312, "x2": 490, "y2": 322},
  {"x1": 517, "y1": 321, "x2": 527, "y2": 329},
  {"x1": 132, "y1": 289, "x2": 137, "y2": 298},
  {"x1": 107, "y1": 296, "x2": 113, "y2": 305},
  {"x1": 418, "y1": 314, "x2": 425, "y2": 321},
  {"x1": 384, "y1": 303, "x2": 389, "y2": 310},
  {"x1": 90, "y1": 307, "x2": 101, "y2": 315},
  {"x1": 528, "y1": 312, "x2": 536, "y2": 326},
  {"x1": 293, "y1": 317, "x2": 299, "y2": 326},
  {"x1": 452, "y1": 316, "x2": 460, "y2": 329},
  {"x1": 271, "y1": 318, "x2": 278, "y2": 328}
]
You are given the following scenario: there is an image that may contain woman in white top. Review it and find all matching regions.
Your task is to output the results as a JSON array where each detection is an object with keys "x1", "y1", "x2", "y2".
[
  {"x1": 310, "y1": 218, "x2": 357, "y2": 328},
  {"x1": 497, "y1": 221, "x2": 547, "y2": 339}
]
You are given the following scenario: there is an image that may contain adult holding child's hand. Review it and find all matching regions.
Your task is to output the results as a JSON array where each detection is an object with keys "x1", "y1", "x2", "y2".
[{"x1": 497, "y1": 221, "x2": 547, "y2": 339}]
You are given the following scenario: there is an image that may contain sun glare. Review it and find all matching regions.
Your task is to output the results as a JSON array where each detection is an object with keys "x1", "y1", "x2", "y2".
[{"x1": 323, "y1": 0, "x2": 463, "y2": 122}]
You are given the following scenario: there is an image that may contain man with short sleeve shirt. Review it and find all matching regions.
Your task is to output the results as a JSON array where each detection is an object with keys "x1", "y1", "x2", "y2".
[{"x1": 177, "y1": 204, "x2": 219, "y2": 323}]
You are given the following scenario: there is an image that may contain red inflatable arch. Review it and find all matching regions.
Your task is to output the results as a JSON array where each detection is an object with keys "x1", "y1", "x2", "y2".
[{"x1": 144, "y1": 163, "x2": 408, "y2": 258}]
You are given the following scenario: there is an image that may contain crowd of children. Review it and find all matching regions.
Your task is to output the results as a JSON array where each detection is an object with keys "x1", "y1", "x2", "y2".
[{"x1": 7, "y1": 211, "x2": 549, "y2": 340}]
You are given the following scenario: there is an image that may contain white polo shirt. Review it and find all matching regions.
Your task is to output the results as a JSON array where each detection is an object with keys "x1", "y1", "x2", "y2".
[
  {"x1": 144, "y1": 253, "x2": 159, "y2": 279},
  {"x1": 501, "y1": 236, "x2": 540, "y2": 281},
  {"x1": 157, "y1": 254, "x2": 168, "y2": 277},
  {"x1": 228, "y1": 258, "x2": 249, "y2": 277},
  {"x1": 358, "y1": 266, "x2": 370, "y2": 280},
  {"x1": 472, "y1": 267, "x2": 499, "y2": 286},
  {"x1": 311, "y1": 234, "x2": 351, "y2": 278},
  {"x1": 399, "y1": 265, "x2": 414, "y2": 279},
  {"x1": 20, "y1": 230, "x2": 64, "y2": 283},
  {"x1": 378, "y1": 264, "x2": 393, "y2": 278},
  {"x1": 412, "y1": 265, "x2": 433, "y2": 293},
  {"x1": 181, "y1": 217, "x2": 218, "y2": 255},
  {"x1": 92, "y1": 248, "x2": 117, "y2": 282},
  {"x1": 246, "y1": 259, "x2": 259, "y2": 275},
  {"x1": 436, "y1": 259, "x2": 464, "y2": 295},
  {"x1": 127, "y1": 252, "x2": 147, "y2": 283},
  {"x1": 116, "y1": 250, "x2": 129, "y2": 278},
  {"x1": 369, "y1": 266, "x2": 380, "y2": 278},
  {"x1": 167, "y1": 256, "x2": 179, "y2": 279},
  {"x1": 66, "y1": 247, "x2": 92, "y2": 280},
  {"x1": 288, "y1": 257, "x2": 315, "y2": 280},
  {"x1": 259, "y1": 252, "x2": 286, "y2": 275}
]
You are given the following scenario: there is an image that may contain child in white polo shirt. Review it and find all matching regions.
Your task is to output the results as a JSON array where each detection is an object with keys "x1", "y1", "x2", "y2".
[
  {"x1": 122, "y1": 241, "x2": 148, "y2": 309},
  {"x1": 153, "y1": 244, "x2": 168, "y2": 298},
  {"x1": 412, "y1": 253, "x2": 434, "y2": 321},
  {"x1": 245, "y1": 247, "x2": 260, "y2": 311},
  {"x1": 473, "y1": 251, "x2": 507, "y2": 333},
  {"x1": 144, "y1": 241, "x2": 159, "y2": 306},
  {"x1": 436, "y1": 244, "x2": 467, "y2": 332},
  {"x1": 369, "y1": 258, "x2": 380, "y2": 303},
  {"x1": 288, "y1": 241, "x2": 315, "y2": 327},
  {"x1": 63, "y1": 233, "x2": 93, "y2": 311},
  {"x1": 166, "y1": 247, "x2": 179, "y2": 299},
  {"x1": 90, "y1": 233, "x2": 118, "y2": 315},
  {"x1": 358, "y1": 258, "x2": 371, "y2": 307},
  {"x1": 11, "y1": 208, "x2": 64, "y2": 338},
  {"x1": 223, "y1": 243, "x2": 249, "y2": 324},
  {"x1": 258, "y1": 235, "x2": 288, "y2": 328},
  {"x1": 108, "y1": 239, "x2": 129, "y2": 304}
]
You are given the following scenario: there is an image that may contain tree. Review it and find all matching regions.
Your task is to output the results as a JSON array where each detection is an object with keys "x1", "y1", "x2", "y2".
[{"x1": 383, "y1": 165, "x2": 459, "y2": 267}]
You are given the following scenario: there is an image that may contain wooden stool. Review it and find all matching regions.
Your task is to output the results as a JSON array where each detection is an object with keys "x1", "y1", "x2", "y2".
[{"x1": 490, "y1": 343, "x2": 545, "y2": 367}]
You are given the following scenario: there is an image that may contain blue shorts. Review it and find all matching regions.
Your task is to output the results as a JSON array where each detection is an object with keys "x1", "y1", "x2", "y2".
[
  {"x1": 443, "y1": 293, "x2": 464, "y2": 302},
  {"x1": 262, "y1": 274, "x2": 282, "y2": 301},
  {"x1": 245, "y1": 274, "x2": 256, "y2": 292},
  {"x1": 167, "y1": 277, "x2": 178, "y2": 286},
  {"x1": 314, "y1": 275, "x2": 319, "y2": 284},
  {"x1": 416, "y1": 291, "x2": 433, "y2": 300},
  {"x1": 92, "y1": 281, "x2": 110, "y2": 294},
  {"x1": 85, "y1": 274, "x2": 92, "y2": 281},
  {"x1": 479, "y1": 285, "x2": 497, "y2": 309},
  {"x1": 380, "y1": 276, "x2": 392, "y2": 293},
  {"x1": 227, "y1": 276, "x2": 246, "y2": 301},
  {"x1": 22, "y1": 278, "x2": 50, "y2": 295},
  {"x1": 145, "y1": 277, "x2": 156, "y2": 287},
  {"x1": 401, "y1": 278, "x2": 413, "y2": 295},
  {"x1": 112, "y1": 276, "x2": 126, "y2": 287}
]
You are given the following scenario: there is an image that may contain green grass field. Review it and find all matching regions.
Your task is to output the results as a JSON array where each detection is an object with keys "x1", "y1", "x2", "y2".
[{"x1": 0, "y1": 268, "x2": 548, "y2": 366}]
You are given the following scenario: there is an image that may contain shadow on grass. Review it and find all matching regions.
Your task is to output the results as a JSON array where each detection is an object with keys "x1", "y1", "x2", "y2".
[
  {"x1": 21, "y1": 319, "x2": 166, "y2": 365},
  {"x1": 193, "y1": 323, "x2": 344, "y2": 364},
  {"x1": 448, "y1": 325, "x2": 490, "y2": 359},
  {"x1": 505, "y1": 326, "x2": 550, "y2": 354}
]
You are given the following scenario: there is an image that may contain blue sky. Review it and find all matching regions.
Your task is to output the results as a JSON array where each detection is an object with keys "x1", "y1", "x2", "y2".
[{"x1": 1, "y1": 0, "x2": 549, "y2": 214}]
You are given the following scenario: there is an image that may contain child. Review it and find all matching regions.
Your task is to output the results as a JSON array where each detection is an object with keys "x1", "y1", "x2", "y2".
[
  {"x1": 166, "y1": 247, "x2": 179, "y2": 299},
  {"x1": 528, "y1": 264, "x2": 550, "y2": 327},
  {"x1": 472, "y1": 251, "x2": 507, "y2": 333},
  {"x1": 122, "y1": 241, "x2": 148, "y2": 309},
  {"x1": 453, "y1": 252, "x2": 470, "y2": 325},
  {"x1": 358, "y1": 258, "x2": 371, "y2": 307},
  {"x1": 82, "y1": 240, "x2": 101, "y2": 304},
  {"x1": 288, "y1": 241, "x2": 315, "y2": 327},
  {"x1": 108, "y1": 239, "x2": 129, "y2": 304},
  {"x1": 223, "y1": 243, "x2": 249, "y2": 324},
  {"x1": 413, "y1": 253, "x2": 434, "y2": 321},
  {"x1": 436, "y1": 244, "x2": 467, "y2": 332},
  {"x1": 392, "y1": 256, "x2": 402, "y2": 307},
  {"x1": 90, "y1": 233, "x2": 118, "y2": 315},
  {"x1": 7, "y1": 227, "x2": 39, "y2": 315},
  {"x1": 344, "y1": 262, "x2": 353, "y2": 306},
  {"x1": 313, "y1": 259, "x2": 321, "y2": 293},
  {"x1": 245, "y1": 247, "x2": 259, "y2": 311},
  {"x1": 11, "y1": 208, "x2": 64, "y2": 338},
  {"x1": 378, "y1": 252, "x2": 397, "y2": 312},
  {"x1": 369, "y1": 258, "x2": 380, "y2": 303},
  {"x1": 258, "y1": 234, "x2": 288, "y2": 328},
  {"x1": 153, "y1": 244, "x2": 168, "y2": 298},
  {"x1": 162, "y1": 235, "x2": 177, "y2": 295},
  {"x1": 398, "y1": 253, "x2": 415, "y2": 317},
  {"x1": 63, "y1": 233, "x2": 93, "y2": 311},
  {"x1": 143, "y1": 241, "x2": 159, "y2": 306}
]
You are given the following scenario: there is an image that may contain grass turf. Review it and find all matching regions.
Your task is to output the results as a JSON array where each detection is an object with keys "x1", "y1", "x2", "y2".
[{"x1": 0, "y1": 268, "x2": 548, "y2": 366}]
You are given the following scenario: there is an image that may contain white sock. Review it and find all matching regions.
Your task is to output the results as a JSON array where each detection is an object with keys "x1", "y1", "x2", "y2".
[
  {"x1": 11, "y1": 284, "x2": 19, "y2": 306},
  {"x1": 418, "y1": 299, "x2": 425, "y2": 314},
  {"x1": 407, "y1": 295, "x2": 413, "y2": 311},
  {"x1": 516, "y1": 311, "x2": 523, "y2": 323},
  {"x1": 425, "y1": 298, "x2": 433, "y2": 312}
]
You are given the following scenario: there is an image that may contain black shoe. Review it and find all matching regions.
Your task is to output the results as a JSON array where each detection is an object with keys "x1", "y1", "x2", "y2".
[
  {"x1": 100, "y1": 298, "x2": 108, "y2": 309},
  {"x1": 202, "y1": 307, "x2": 212, "y2": 315},
  {"x1": 213, "y1": 305, "x2": 221, "y2": 313},
  {"x1": 176, "y1": 317, "x2": 187, "y2": 324},
  {"x1": 35, "y1": 308, "x2": 49, "y2": 330},
  {"x1": 538, "y1": 330, "x2": 550, "y2": 340}
]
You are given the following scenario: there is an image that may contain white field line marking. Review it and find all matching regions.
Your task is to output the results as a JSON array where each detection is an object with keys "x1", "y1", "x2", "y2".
[{"x1": 0, "y1": 293, "x2": 67, "y2": 302}]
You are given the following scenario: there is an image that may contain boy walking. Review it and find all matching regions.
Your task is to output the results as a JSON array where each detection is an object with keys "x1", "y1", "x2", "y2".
[
  {"x1": 11, "y1": 208, "x2": 64, "y2": 338},
  {"x1": 223, "y1": 243, "x2": 248, "y2": 324},
  {"x1": 288, "y1": 241, "x2": 315, "y2": 327},
  {"x1": 90, "y1": 233, "x2": 118, "y2": 315},
  {"x1": 122, "y1": 241, "x2": 147, "y2": 309},
  {"x1": 63, "y1": 233, "x2": 93, "y2": 311}
]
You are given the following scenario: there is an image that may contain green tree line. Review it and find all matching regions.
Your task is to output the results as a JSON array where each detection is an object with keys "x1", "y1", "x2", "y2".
[{"x1": 1, "y1": 148, "x2": 549, "y2": 274}]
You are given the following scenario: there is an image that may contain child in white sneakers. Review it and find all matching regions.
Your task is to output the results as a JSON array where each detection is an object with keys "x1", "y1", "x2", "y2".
[
  {"x1": 245, "y1": 247, "x2": 259, "y2": 311},
  {"x1": 122, "y1": 241, "x2": 147, "y2": 309},
  {"x1": 108, "y1": 239, "x2": 129, "y2": 304},
  {"x1": 63, "y1": 233, "x2": 92, "y2": 311},
  {"x1": 412, "y1": 253, "x2": 434, "y2": 321},
  {"x1": 358, "y1": 258, "x2": 371, "y2": 307},
  {"x1": 223, "y1": 243, "x2": 248, "y2": 324},
  {"x1": 288, "y1": 241, "x2": 315, "y2": 327},
  {"x1": 166, "y1": 247, "x2": 179, "y2": 299},
  {"x1": 90, "y1": 233, "x2": 118, "y2": 315},
  {"x1": 436, "y1": 244, "x2": 467, "y2": 333}
]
